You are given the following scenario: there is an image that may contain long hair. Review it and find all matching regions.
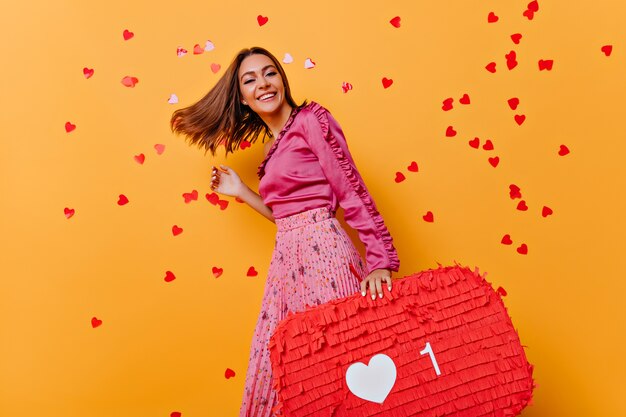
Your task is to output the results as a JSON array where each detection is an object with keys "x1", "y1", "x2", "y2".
[{"x1": 169, "y1": 46, "x2": 308, "y2": 157}]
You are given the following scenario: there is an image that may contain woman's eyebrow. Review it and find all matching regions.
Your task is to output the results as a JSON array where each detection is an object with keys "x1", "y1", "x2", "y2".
[{"x1": 240, "y1": 65, "x2": 276, "y2": 80}]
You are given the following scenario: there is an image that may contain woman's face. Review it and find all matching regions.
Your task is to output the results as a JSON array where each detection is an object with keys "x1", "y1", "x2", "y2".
[{"x1": 238, "y1": 54, "x2": 287, "y2": 117}]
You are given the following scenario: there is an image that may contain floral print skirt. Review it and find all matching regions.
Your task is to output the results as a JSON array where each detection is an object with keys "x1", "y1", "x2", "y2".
[{"x1": 239, "y1": 205, "x2": 366, "y2": 417}]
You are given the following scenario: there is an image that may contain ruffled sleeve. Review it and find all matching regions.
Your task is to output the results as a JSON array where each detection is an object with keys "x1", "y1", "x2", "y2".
[{"x1": 301, "y1": 102, "x2": 400, "y2": 275}]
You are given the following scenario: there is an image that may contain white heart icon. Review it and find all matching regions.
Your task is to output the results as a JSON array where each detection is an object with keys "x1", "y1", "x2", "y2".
[
  {"x1": 345, "y1": 354, "x2": 397, "y2": 404},
  {"x1": 283, "y1": 53, "x2": 293, "y2": 64}
]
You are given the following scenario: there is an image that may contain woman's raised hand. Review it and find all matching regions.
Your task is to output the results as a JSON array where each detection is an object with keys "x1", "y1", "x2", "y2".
[{"x1": 210, "y1": 165, "x2": 245, "y2": 197}]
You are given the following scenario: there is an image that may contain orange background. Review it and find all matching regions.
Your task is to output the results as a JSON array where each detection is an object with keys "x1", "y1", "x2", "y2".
[{"x1": 1, "y1": 1, "x2": 625, "y2": 416}]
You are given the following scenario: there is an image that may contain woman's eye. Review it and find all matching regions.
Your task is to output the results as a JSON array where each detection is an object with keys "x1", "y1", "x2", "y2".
[{"x1": 243, "y1": 72, "x2": 276, "y2": 84}]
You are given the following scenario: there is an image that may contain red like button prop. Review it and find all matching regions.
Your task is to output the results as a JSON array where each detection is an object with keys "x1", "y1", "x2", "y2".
[{"x1": 269, "y1": 264, "x2": 534, "y2": 416}]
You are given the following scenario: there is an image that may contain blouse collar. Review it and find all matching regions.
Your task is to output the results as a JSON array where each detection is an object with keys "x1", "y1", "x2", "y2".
[{"x1": 257, "y1": 102, "x2": 310, "y2": 179}]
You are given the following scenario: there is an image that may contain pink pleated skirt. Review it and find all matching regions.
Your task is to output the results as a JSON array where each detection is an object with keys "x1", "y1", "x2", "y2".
[{"x1": 239, "y1": 206, "x2": 367, "y2": 417}]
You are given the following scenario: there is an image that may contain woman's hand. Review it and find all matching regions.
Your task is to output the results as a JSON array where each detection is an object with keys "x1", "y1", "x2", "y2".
[
  {"x1": 210, "y1": 165, "x2": 245, "y2": 197},
  {"x1": 360, "y1": 268, "x2": 392, "y2": 300}
]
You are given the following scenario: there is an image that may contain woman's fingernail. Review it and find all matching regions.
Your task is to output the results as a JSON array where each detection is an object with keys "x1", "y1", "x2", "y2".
[
  {"x1": 371, "y1": 294, "x2": 376, "y2": 300},
  {"x1": 379, "y1": 293, "x2": 383, "y2": 299},
  {"x1": 361, "y1": 291, "x2": 366, "y2": 297},
  {"x1": 388, "y1": 286, "x2": 392, "y2": 291}
]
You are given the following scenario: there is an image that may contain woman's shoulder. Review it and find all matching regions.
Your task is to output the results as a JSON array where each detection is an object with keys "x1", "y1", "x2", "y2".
[
  {"x1": 297, "y1": 100, "x2": 332, "y2": 134},
  {"x1": 300, "y1": 100, "x2": 329, "y2": 117}
]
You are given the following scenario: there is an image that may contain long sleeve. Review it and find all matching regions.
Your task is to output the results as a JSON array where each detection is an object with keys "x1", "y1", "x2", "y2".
[{"x1": 301, "y1": 103, "x2": 400, "y2": 275}]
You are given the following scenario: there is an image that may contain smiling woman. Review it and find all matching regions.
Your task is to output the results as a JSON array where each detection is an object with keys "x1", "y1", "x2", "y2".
[
  {"x1": 169, "y1": 47, "x2": 399, "y2": 417},
  {"x1": 169, "y1": 47, "x2": 306, "y2": 156}
]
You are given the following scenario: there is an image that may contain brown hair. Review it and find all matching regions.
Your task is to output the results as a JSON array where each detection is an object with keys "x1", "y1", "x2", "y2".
[{"x1": 169, "y1": 46, "x2": 308, "y2": 157}]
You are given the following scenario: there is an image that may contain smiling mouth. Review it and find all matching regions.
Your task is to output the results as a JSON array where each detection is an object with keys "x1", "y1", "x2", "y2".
[{"x1": 257, "y1": 92, "x2": 277, "y2": 101}]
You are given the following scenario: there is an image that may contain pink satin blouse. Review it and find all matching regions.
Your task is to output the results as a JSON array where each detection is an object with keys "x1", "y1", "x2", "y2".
[{"x1": 257, "y1": 101, "x2": 400, "y2": 275}]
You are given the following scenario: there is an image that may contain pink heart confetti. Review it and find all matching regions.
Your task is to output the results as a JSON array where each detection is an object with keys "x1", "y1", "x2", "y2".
[{"x1": 154, "y1": 144, "x2": 166, "y2": 155}]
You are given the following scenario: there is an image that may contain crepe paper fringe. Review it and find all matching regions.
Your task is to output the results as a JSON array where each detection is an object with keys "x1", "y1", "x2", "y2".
[{"x1": 269, "y1": 263, "x2": 535, "y2": 416}]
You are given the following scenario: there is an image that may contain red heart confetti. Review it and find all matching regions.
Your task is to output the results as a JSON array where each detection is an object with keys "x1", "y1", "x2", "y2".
[
  {"x1": 91, "y1": 317, "x2": 102, "y2": 328},
  {"x1": 206, "y1": 192, "x2": 219, "y2": 205},
  {"x1": 247, "y1": 266, "x2": 258, "y2": 277},
  {"x1": 441, "y1": 98, "x2": 453, "y2": 111},
  {"x1": 217, "y1": 200, "x2": 229, "y2": 210},
  {"x1": 154, "y1": 144, "x2": 166, "y2": 155},
  {"x1": 496, "y1": 286, "x2": 508, "y2": 297},
  {"x1": 83, "y1": 67, "x2": 94, "y2": 79},
  {"x1": 509, "y1": 184, "x2": 522, "y2": 199},
  {"x1": 541, "y1": 206, "x2": 553, "y2": 217},
  {"x1": 601, "y1": 45, "x2": 613, "y2": 57},
  {"x1": 121, "y1": 76, "x2": 139, "y2": 87},
  {"x1": 511, "y1": 33, "x2": 522, "y2": 44},
  {"x1": 212, "y1": 267, "x2": 223, "y2": 278},
  {"x1": 528, "y1": 0, "x2": 539, "y2": 12},
  {"x1": 482, "y1": 139, "x2": 494, "y2": 150},
  {"x1": 342, "y1": 82, "x2": 353, "y2": 93},
  {"x1": 390, "y1": 16, "x2": 401, "y2": 28},
  {"x1": 517, "y1": 243, "x2": 528, "y2": 255},
  {"x1": 501, "y1": 234, "x2": 513, "y2": 245},
  {"x1": 170, "y1": 412, "x2": 181, "y2": 417},
  {"x1": 225, "y1": 368, "x2": 236, "y2": 379},
  {"x1": 523, "y1": 9, "x2": 535, "y2": 20},
  {"x1": 538, "y1": 59, "x2": 553, "y2": 70},
  {"x1": 257, "y1": 15, "x2": 269, "y2": 26},
  {"x1": 468, "y1": 137, "x2": 480, "y2": 149},
  {"x1": 516, "y1": 200, "x2": 528, "y2": 211},
  {"x1": 211, "y1": 63, "x2": 221, "y2": 73},
  {"x1": 459, "y1": 94, "x2": 470, "y2": 105},
  {"x1": 64, "y1": 207, "x2": 75, "y2": 219},
  {"x1": 485, "y1": 62, "x2": 497, "y2": 73},
  {"x1": 177, "y1": 47, "x2": 188, "y2": 57},
  {"x1": 487, "y1": 11, "x2": 499, "y2": 23},
  {"x1": 558, "y1": 144, "x2": 570, "y2": 156},
  {"x1": 65, "y1": 121, "x2": 76, "y2": 133},
  {"x1": 394, "y1": 172, "x2": 406, "y2": 183},
  {"x1": 117, "y1": 194, "x2": 129, "y2": 205},
  {"x1": 172, "y1": 225, "x2": 183, "y2": 236},
  {"x1": 123, "y1": 29, "x2": 134, "y2": 40},
  {"x1": 514, "y1": 114, "x2": 526, "y2": 125},
  {"x1": 193, "y1": 44, "x2": 204, "y2": 54},
  {"x1": 407, "y1": 161, "x2": 418, "y2": 172},
  {"x1": 505, "y1": 50, "x2": 518, "y2": 70},
  {"x1": 183, "y1": 190, "x2": 198, "y2": 203},
  {"x1": 445, "y1": 126, "x2": 456, "y2": 137},
  {"x1": 269, "y1": 264, "x2": 534, "y2": 416},
  {"x1": 382, "y1": 77, "x2": 393, "y2": 89},
  {"x1": 134, "y1": 153, "x2": 145, "y2": 164},
  {"x1": 241, "y1": 140, "x2": 252, "y2": 149},
  {"x1": 488, "y1": 156, "x2": 500, "y2": 167},
  {"x1": 423, "y1": 211, "x2": 434, "y2": 222},
  {"x1": 164, "y1": 271, "x2": 176, "y2": 282},
  {"x1": 508, "y1": 97, "x2": 520, "y2": 110}
]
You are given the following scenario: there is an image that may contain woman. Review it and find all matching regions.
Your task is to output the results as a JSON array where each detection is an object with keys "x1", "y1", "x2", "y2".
[{"x1": 170, "y1": 46, "x2": 400, "y2": 417}]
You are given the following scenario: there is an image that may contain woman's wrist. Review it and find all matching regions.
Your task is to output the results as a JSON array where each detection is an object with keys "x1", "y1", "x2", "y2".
[{"x1": 236, "y1": 183, "x2": 251, "y2": 199}]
